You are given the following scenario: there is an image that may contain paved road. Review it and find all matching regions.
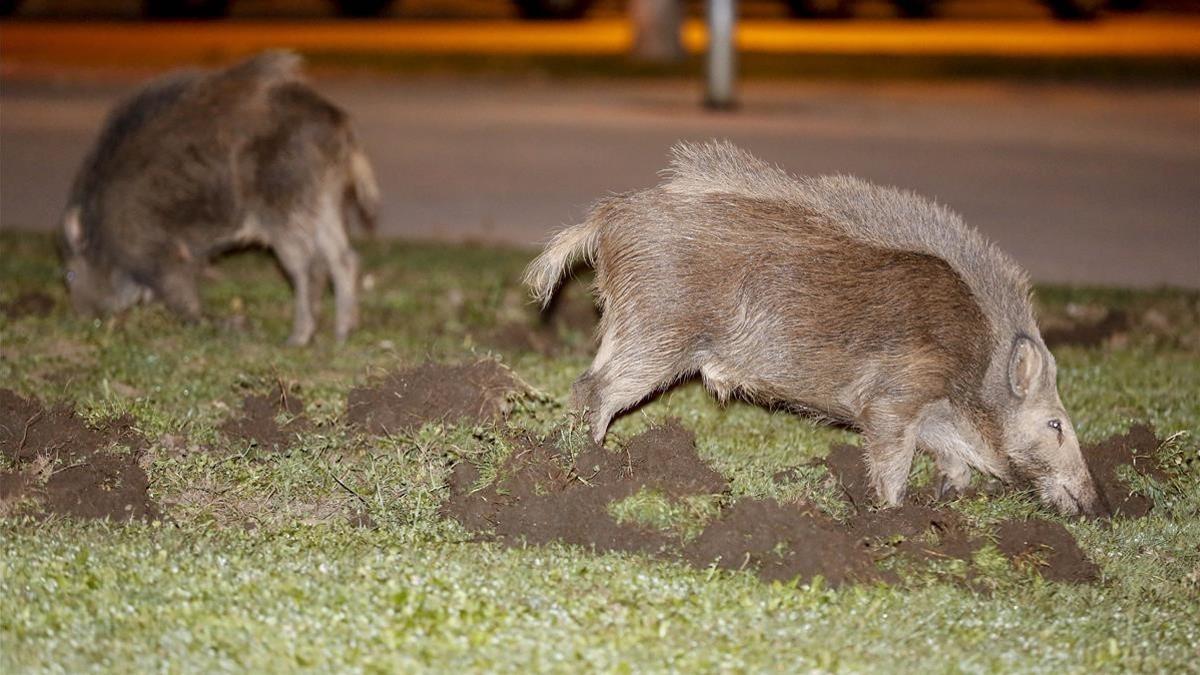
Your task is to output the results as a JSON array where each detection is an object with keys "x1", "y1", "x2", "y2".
[{"x1": 2, "y1": 76, "x2": 1197, "y2": 288}]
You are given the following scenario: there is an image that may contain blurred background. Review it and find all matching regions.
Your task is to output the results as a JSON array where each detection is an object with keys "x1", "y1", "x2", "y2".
[
  {"x1": 4, "y1": 0, "x2": 1200, "y2": 20},
  {"x1": 1, "y1": 0, "x2": 1198, "y2": 286}
]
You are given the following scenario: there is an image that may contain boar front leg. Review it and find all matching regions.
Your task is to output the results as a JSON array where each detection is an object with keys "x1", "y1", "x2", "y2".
[
  {"x1": 154, "y1": 266, "x2": 202, "y2": 323},
  {"x1": 917, "y1": 399, "x2": 1001, "y2": 499},
  {"x1": 933, "y1": 455, "x2": 972, "y2": 500},
  {"x1": 273, "y1": 240, "x2": 318, "y2": 346},
  {"x1": 862, "y1": 403, "x2": 920, "y2": 507}
]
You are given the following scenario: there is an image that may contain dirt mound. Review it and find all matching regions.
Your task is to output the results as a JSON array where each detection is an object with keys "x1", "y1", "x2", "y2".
[
  {"x1": 443, "y1": 422, "x2": 955, "y2": 585},
  {"x1": 483, "y1": 323, "x2": 563, "y2": 356},
  {"x1": 220, "y1": 384, "x2": 309, "y2": 453},
  {"x1": 682, "y1": 499, "x2": 878, "y2": 585},
  {"x1": 445, "y1": 420, "x2": 1172, "y2": 585},
  {"x1": 1040, "y1": 298, "x2": 1200, "y2": 352},
  {"x1": 1043, "y1": 309, "x2": 1129, "y2": 349},
  {"x1": 0, "y1": 291, "x2": 55, "y2": 320},
  {"x1": 443, "y1": 420, "x2": 723, "y2": 555},
  {"x1": 825, "y1": 427, "x2": 1171, "y2": 522},
  {"x1": 1083, "y1": 423, "x2": 1170, "y2": 518},
  {"x1": 482, "y1": 284, "x2": 599, "y2": 356},
  {"x1": 821, "y1": 445, "x2": 985, "y2": 573},
  {"x1": 347, "y1": 360, "x2": 525, "y2": 436},
  {"x1": 995, "y1": 519, "x2": 1098, "y2": 583},
  {"x1": 0, "y1": 388, "x2": 157, "y2": 521},
  {"x1": 824, "y1": 444, "x2": 872, "y2": 507}
]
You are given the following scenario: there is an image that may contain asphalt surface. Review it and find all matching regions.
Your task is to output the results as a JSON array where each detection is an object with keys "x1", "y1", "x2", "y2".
[{"x1": 2, "y1": 75, "x2": 1197, "y2": 288}]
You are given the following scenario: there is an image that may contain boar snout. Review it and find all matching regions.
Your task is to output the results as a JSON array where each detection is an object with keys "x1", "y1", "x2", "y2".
[{"x1": 1041, "y1": 465, "x2": 1109, "y2": 518}]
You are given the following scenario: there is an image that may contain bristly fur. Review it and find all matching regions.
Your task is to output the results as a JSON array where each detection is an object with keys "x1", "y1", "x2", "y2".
[
  {"x1": 525, "y1": 140, "x2": 1105, "y2": 516},
  {"x1": 663, "y1": 140, "x2": 1037, "y2": 342},
  {"x1": 61, "y1": 50, "x2": 378, "y2": 346}
]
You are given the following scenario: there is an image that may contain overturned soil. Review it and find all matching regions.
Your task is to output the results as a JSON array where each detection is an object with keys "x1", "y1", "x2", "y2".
[
  {"x1": 0, "y1": 389, "x2": 157, "y2": 521},
  {"x1": 347, "y1": 360, "x2": 525, "y2": 436},
  {"x1": 482, "y1": 284, "x2": 599, "y2": 356},
  {"x1": 444, "y1": 421, "x2": 725, "y2": 556},
  {"x1": 1083, "y1": 423, "x2": 1170, "y2": 518},
  {"x1": 1039, "y1": 297, "x2": 1200, "y2": 352},
  {"x1": 0, "y1": 291, "x2": 55, "y2": 320},
  {"x1": 445, "y1": 421, "x2": 1170, "y2": 586},
  {"x1": 220, "y1": 384, "x2": 309, "y2": 453},
  {"x1": 1043, "y1": 309, "x2": 1129, "y2": 349},
  {"x1": 995, "y1": 519, "x2": 1098, "y2": 583},
  {"x1": 821, "y1": 443, "x2": 1096, "y2": 584}
]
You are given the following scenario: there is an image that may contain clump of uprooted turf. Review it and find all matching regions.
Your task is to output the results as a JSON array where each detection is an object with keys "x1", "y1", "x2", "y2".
[
  {"x1": 0, "y1": 389, "x2": 158, "y2": 521},
  {"x1": 479, "y1": 282, "x2": 599, "y2": 357},
  {"x1": 1082, "y1": 424, "x2": 1171, "y2": 518},
  {"x1": 346, "y1": 360, "x2": 526, "y2": 436},
  {"x1": 219, "y1": 383, "x2": 310, "y2": 454},
  {"x1": 0, "y1": 291, "x2": 55, "y2": 321},
  {"x1": 443, "y1": 418, "x2": 1172, "y2": 585}
]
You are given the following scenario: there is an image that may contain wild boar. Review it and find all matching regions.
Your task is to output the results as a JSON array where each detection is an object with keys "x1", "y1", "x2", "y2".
[
  {"x1": 60, "y1": 50, "x2": 378, "y2": 345},
  {"x1": 525, "y1": 141, "x2": 1107, "y2": 517}
]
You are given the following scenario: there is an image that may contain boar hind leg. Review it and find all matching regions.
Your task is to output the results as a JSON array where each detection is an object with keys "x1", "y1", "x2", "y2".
[
  {"x1": 573, "y1": 334, "x2": 680, "y2": 444},
  {"x1": 314, "y1": 203, "x2": 359, "y2": 343},
  {"x1": 307, "y1": 257, "x2": 329, "y2": 324},
  {"x1": 274, "y1": 240, "x2": 318, "y2": 346}
]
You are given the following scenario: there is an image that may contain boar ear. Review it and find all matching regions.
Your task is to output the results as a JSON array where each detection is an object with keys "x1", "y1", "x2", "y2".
[
  {"x1": 1008, "y1": 336, "x2": 1043, "y2": 399},
  {"x1": 63, "y1": 207, "x2": 84, "y2": 253}
]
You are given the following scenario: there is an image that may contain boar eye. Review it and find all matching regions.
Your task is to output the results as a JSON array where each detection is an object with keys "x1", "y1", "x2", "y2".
[
  {"x1": 1048, "y1": 419, "x2": 1065, "y2": 446},
  {"x1": 65, "y1": 270, "x2": 76, "y2": 284}
]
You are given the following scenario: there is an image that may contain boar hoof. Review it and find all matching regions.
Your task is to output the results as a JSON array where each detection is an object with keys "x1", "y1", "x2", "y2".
[{"x1": 934, "y1": 474, "x2": 961, "y2": 501}]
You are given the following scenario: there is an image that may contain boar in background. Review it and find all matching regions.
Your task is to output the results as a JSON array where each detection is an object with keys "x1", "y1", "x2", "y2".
[{"x1": 61, "y1": 50, "x2": 378, "y2": 345}]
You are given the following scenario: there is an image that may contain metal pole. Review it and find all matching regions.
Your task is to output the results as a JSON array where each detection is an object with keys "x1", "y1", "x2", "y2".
[{"x1": 705, "y1": 0, "x2": 737, "y2": 109}]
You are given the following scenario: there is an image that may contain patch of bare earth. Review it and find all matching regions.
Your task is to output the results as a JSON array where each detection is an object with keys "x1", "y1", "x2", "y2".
[
  {"x1": 481, "y1": 283, "x2": 599, "y2": 356},
  {"x1": 0, "y1": 388, "x2": 157, "y2": 521},
  {"x1": 1082, "y1": 423, "x2": 1170, "y2": 518},
  {"x1": 995, "y1": 519, "x2": 1098, "y2": 583},
  {"x1": 682, "y1": 498, "x2": 879, "y2": 584},
  {"x1": 347, "y1": 360, "x2": 525, "y2": 436},
  {"x1": 445, "y1": 420, "x2": 1171, "y2": 585},
  {"x1": 822, "y1": 444, "x2": 1096, "y2": 584},
  {"x1": 1042, "y1": 308, "x2": 1130, "y2": 349},
  {"x1": 0, "y1": 291, "x2": 56, "y2": 320},
  {"x1": 220, "y1": 383, "x2": 309, "y2": 453},
  {"x1": 443, "y1": 421, "x2": 725, "y2": 556},
  {"x1": 1040, "y1": 298, "x2": 1200, "y2": 351}
]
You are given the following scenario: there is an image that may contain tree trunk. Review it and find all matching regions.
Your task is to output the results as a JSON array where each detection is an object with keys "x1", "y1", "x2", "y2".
[{"x1": 631, "y1": 0, "x2": 684, "y2": 63}]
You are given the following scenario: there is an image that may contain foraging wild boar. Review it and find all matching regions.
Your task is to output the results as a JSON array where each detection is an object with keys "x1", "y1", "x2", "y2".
[
  {"x1": 60, "y1": 50, "x2": 378, "y2": 345},
  {"x1": 525, "y1": 141, "x2": 1107, "y2": 516}
]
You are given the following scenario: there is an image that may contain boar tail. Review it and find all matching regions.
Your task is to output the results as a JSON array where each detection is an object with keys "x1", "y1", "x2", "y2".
[
  {"x1": 524, "y1": 217, "x2": 603, "y2": 308},
  {"x1": 225, "y1": 50, "x2": 303, "y2": 89},
  {"x1": 346, "y1": 146, "x2": 380, "y2": 233}
]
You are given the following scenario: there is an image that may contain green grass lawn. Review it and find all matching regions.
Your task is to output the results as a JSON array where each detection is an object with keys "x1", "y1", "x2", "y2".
[{"x1": 2, "y1": 232, "x2": 1198, "y2": 672}]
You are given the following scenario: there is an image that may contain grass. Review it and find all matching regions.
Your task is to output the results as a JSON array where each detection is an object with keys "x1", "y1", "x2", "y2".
[{"x1": 2, "y1": 231, "x2": 1199, "y2": 672}]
